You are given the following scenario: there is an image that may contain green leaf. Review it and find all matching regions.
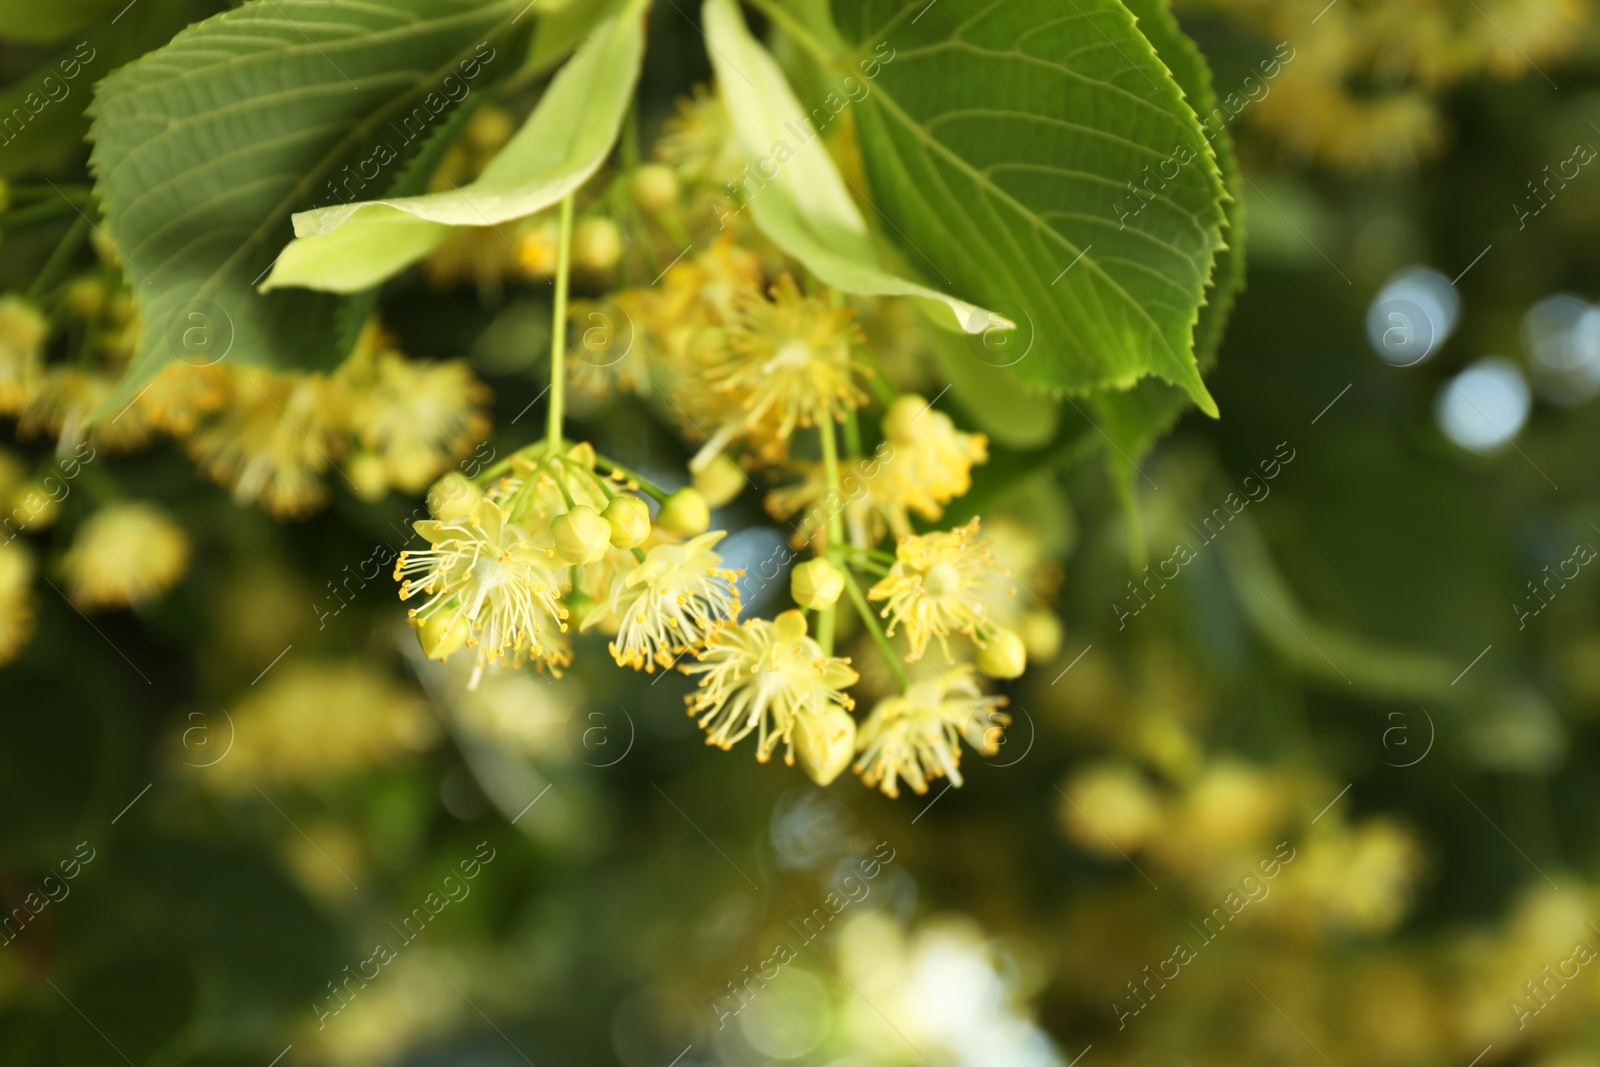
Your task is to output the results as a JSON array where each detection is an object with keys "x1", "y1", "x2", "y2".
[
  {"x1": 333, "y1": 89, "x2": 492, "y2": 356},
  {"x1": 834, "y1": 0, "x2": 1228, "y2": 415},
  {"x1": 87, "y1": 0, "x2": 517, "y2": 415},
  {"x1": 265, "y1": 0, "x2": 650, "y2": 294},
  {"x1": 1090, "y1": 0, "x2": 1246, "y2": 478},
  {"x1": 700, "y1": 0, "x2": 1002, "y2": 336},
  {"x1": 516, "y1": 0, "x2": 621, "y2": 84}
]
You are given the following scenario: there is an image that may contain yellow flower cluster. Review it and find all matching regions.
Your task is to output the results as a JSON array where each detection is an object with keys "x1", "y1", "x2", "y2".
[
  {"x1": 685, "y1": 608, "x2": 858, "y2": 772},
  {"x1": 0, "y1": 280, "x2": 490, "y2": 520},
  {"x1": 384, "y1": 84, "x2": 1040, "y2": 801},
  {"x1": 182, "y1": 661, "x2": 437, "y2": 792},
  {"x1": 0, "y1": 540, "x2": 34, "y2": 666},
  {"x1": 854, "y1": 667, "x2": 1008, "y2": 798},
  {"x1": 766, "y1": 393, "x2": 990, "y2": 549},
  {"x1": 191, "y1": 326, "x2": 489, "y2": 518},
  {"x1": 1190, "y1": 0, "x2": 1593, "y2": 170},
  {"x1": 395, "y1": 441, "x2": 741, "y2": 688},
  {"x1": 61, "y1": 501, "x2": 190, "y2": 610}
]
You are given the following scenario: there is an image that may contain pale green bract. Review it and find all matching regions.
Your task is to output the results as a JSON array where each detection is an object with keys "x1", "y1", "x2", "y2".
[
  {"x1": 701, "y1": 0, "x2": 1007, "y2": 338},
  {"x1": 264, "y1": 0, "x2": 651, "y2": 294}
]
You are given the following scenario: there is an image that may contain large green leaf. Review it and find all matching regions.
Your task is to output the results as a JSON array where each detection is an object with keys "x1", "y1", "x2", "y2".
[
  {"x1": 87, "y1": 0, "x2": 517, "y2": 414},
  {"x1": 701, "y1": 0, "x2": 1001, "y2": 335},
  {"x1": 265, "y1": 0, "x2": 650, "y2": 294},
  {"x1": 834, "y1": 0, "x2": 1227, "y2": 415},
  {"x1": 1091, "y1": 0, "x2": 1246, "y2": 481}
]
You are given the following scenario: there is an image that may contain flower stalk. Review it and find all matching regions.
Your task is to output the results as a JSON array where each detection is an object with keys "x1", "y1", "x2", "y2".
[{"x1": 547, "y1": 192, "x2": 576, "y2": 455}]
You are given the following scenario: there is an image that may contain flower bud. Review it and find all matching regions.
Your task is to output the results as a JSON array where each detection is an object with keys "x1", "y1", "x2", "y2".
[
  {"x1": 791, "y1": 558, "x2": 844, "y2": 611},
  {"x1": 416, "y1": 608, "x2": 468, "y2": 661},
  {"x1": 1020, "y1": 610, "x2": 1063, "y2": 661},
  {"x1": 630, "y1": 164, "x2": 680, "y2": 212},
  {"x1": 976, "y1": 626, "x2": 1027, "y2": 680},
  {"x1": 692, "y1": 451, "x2": 746, "y2": 507},
  {"x1": 516, "y1": 218, "x2": 560, "y2": 278},
  {"x1": 602, "y1": 495, "x2": 651, "y2": 548},
  {"x1": 881, "y1": 394, "x2": 931, "y2": 443},
  {"x1": 427, "y1": 472, "x2": 480, "y2": 521},
  {"x1": 553, "y1": 505, "x2": 612, "y2": 564},
  {"x1": 564, "y1": 440, "x2": 597, "y2": 468},
  {"x1": 656, "y1": 487, "x2": 709, "y2": 537},
  {"x1": 348, "y1": 451, "x2": 388, "y2": 502},
  {"x1": 794, "y1": 704, "x2": 857, "y2": 787},
  {"x1": 65, "y1": 276, "x2": 107, "y2": 320},
  {"x1": 464, "y1": 105, "x2": 514, "y2": 154},
  {"x1": 573, "y1": 217, "x2": 622, "y2": 274},
  {"x1": 0, "y1": 295, "x2": 47, "y2": 354}
]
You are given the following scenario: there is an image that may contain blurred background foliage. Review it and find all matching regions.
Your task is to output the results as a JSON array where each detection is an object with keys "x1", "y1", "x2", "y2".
[{"x1": 4, "y1": 0, "x2": 1600, "y2": 1065}]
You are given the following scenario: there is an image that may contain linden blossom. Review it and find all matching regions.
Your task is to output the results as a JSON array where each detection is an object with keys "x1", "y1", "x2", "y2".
[
  {"x1": 1112, "y1": 840, "x2": 1297, "y2": 1031},
  {"x1": 312, "y1": 841, "x2": 497, "y2": 1030}
]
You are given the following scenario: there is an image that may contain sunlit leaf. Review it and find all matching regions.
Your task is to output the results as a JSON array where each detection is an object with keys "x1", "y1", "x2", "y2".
[
  {"x1": 836, "y1": 0, "x2": 1228, "y2": 415},
  {"x1": 701, "y1": 0, "x2": 1002, "y2": 335},
  {"x1": 266, "y1": 0, "x2": 650, "y2": 294}
]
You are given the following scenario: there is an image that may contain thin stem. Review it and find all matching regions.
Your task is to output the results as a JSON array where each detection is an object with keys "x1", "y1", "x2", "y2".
[
  {"x1": 546, "y1": 192, "x2": 576, "y2": 454},
  {"x1": 841, "y1": 549, "x2": 889, "y2": 575},
  {"x1": 842, "y1": 569, "x2": 909, "y2": 691},
  {"x1": 842, "y1": 406, "x2": 862, "y2": 457},
  {"x1": 819, "y1": 414, "x2": 845, "y2": 551},
  {"x1": 591, "y1": 454, "x2": 670, "y2": 503},
  {"x1": 818, "y1": 414, "x2": 848, "y2": 657},
  {"x1": 565, "y1": 455, "x2": 619, "y2": 501},
  {"x1": 817, "y1": 603, "x2": 836, "y2": 655},
  {"x1": 1, "y1": 198, "x2": 80, "y2": 231},
  {"x1": 854, "y1": 349, "x2": 899, "y2": 407},
  {"x1": 26, "y1": 217, "x2": 89, "y2": 302}
]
